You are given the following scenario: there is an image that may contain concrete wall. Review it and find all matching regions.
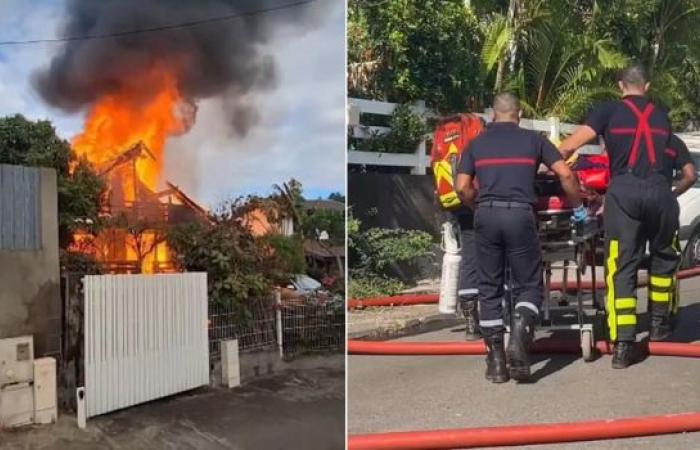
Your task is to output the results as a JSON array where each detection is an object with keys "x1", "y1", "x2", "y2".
[{"x1": 0, "y1": 166, "x2": 61, "y2": 357}]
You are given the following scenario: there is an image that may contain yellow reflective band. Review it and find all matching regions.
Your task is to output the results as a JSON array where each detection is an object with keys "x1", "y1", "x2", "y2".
[
  {"x1": 614, "y1": 298, "x2": 636, "y2": 310},
  {"x1": 650, "y1": 291, "x2": 670, "y2": 302},
  {"x1": 606, "y1": 240, "x2": 619, "y2": 341},
  {"x1": 439, "y1": 192, "x2": 461, "y2": 209},
  {"x1": 617, "y1": 315, "x2": 637, "y2": 326},
  {"x1": 650, "y1": 276, "x2": 672, "y2": 288},
  {"x1": 447, "y1": 142, "x2": 459, "y2": 155},
  {"x1": 433, "y1": 161, "x2": 454, "y2": 186}
]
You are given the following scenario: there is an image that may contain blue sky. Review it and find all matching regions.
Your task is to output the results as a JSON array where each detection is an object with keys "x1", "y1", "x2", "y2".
[{"x1": 0, "y1": 0, "x2": 346, "y2": 206}]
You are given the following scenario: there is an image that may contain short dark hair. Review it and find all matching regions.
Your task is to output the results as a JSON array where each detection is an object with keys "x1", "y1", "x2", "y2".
[
  {"x1": 618, "y1": 64, "x2": 649, "y2": 87},
  {"x1": 492, "y1": 92, "x2": 520, "y2": 115}
]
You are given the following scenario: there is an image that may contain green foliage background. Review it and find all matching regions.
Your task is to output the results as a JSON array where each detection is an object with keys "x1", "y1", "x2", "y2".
[{"x1": 349, "y1": 0, "x2": 700, "y2": 129}]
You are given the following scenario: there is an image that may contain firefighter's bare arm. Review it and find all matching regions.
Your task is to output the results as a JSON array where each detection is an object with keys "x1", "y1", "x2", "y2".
[
  {"x1": 550, "y1": 160, "x2": 583, "y2": 207},
  {"x1": 455, "y1": 173, "x2": 476, "y2": 209},
  {"x1": 674, "y1": 163, "x2": 697, "y2": 197},
  {"x1": 558, "y1": 125, "x2": 597, "y2": 160}
]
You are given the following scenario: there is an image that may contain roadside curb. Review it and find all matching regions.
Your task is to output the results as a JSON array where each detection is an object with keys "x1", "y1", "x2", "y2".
[{"x1": 348, "y1": 313, "x2": 463, "y2": 341}]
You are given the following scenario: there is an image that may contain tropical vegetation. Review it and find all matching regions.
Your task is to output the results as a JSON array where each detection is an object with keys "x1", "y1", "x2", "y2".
[{"x1": 348, "y1": 0, "x2": 700, "y2": 128}]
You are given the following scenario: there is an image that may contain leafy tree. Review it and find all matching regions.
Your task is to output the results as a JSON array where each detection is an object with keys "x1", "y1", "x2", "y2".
[
  {"x1": 303, "y1": 208, "x2": 345, "y2": 244},
  {"x1": 263, "y1": 234, "x2": 307, "y2": 281},
  {"x1": 167, "y1": 199, "x2": 271, "y2": 315},
  {"x1": 0, "y1": 114, "x2": 105, "y2": 247},
  {"x1": 349, "y1": 0, "x2": 700, "y2": 129},
  {"x1": 348, "y1": 0, "x2": 484, "y2": 112}
]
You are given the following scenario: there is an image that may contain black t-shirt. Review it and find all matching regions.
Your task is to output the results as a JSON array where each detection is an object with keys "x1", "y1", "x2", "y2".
[
  {"x1": 458, "y1": 122, "x2": 562, "y2": 205},
  {"x1": 663, "y1": 133, "x2": 694, "y2": 180},
  {"x1": 584, "y1": 95, "x2": 672, "y2": 179}
]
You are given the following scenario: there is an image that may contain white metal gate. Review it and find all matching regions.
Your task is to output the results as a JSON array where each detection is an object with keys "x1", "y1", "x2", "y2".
[{"x1": 83, "y1": 273, "x2": 209, "y2": 417}]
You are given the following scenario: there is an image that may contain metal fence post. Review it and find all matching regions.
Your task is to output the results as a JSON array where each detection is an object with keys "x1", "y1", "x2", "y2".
[
  {"x1": 412, "y1": 100, "x2": 428, "y2": 175},
  {"x1": 548, "y1": 116, "x2": 561, "y2": 142},
  {"x1": 275, "y1": 290, "x2": 283, "y2": 359}
]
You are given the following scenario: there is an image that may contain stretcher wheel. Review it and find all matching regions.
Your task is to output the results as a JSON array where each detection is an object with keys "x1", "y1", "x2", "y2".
[{"x1": 581, "y1": 330, "x2": 594, "y2": 362}]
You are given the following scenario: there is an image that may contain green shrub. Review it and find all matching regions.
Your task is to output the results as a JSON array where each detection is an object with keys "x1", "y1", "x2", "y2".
[
  {"x1": 349, "y1": 276, "x2": 405, "y2": 299},
  {"x1": 348, "y1": 215, "x2": 433, "y2": 299}
]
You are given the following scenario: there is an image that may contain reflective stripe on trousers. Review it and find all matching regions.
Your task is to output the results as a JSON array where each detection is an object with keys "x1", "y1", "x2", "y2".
[{"x1": 606, "y1": 239, "x2": 637, "y2": 341}]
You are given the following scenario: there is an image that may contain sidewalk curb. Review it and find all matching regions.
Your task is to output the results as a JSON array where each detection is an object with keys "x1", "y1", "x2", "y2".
[{"x1": 348, "y1": 313, "x2": 463, "y2": 341}]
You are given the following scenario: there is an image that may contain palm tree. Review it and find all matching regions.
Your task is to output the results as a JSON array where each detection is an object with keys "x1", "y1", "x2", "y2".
[{"x1": 481, "y1": 0, "x2": 627, "y2": 121}]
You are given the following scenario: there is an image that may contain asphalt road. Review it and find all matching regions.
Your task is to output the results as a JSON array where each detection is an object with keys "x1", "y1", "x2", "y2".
[
  {"x1": 1, "y1": 359, "x2": 345, "y2": 450},
  {"x1": 348, "y1": 278, "x2": 700, "y2": 449}
]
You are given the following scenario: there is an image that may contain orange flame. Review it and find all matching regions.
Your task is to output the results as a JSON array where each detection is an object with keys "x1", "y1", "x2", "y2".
[{"x1": 72, "y1": 65, "x2": 191, "y2": 192}]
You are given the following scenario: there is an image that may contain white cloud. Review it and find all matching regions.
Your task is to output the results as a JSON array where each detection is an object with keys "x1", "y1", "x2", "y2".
[
  {"x1": 0, "y1": 0, "x2": 346, "y2": 207},
  {"x1": 0, "y1": 0, "x2": 83, "y2": 135}
]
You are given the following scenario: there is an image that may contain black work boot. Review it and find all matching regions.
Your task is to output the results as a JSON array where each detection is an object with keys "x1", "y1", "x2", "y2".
[
  {"x1": 484, "y1": 333, "x2": 509, "y2": 383},
  {"x1": 507, "y1": 310, "x2": 536, "y2": 382},
  {"x1": 650, "y1": 317, "x2": 672, "y2": 341},
  {"x1": 460, "y1": 297, "x2": 481, "y2": 341},
  {"x1": 649, "y1": 303, "x2": 672, "y2": 342},
  {"x1": 611, "y1": 341, "x2": 640, "y2": 369}
]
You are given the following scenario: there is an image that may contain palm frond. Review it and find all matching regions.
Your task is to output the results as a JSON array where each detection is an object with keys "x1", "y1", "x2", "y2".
[{"x1": 480, "y1": 15, "x2": 510, "y2": 73}]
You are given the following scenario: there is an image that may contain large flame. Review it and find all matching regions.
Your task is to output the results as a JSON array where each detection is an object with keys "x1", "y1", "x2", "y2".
[
  {"x1": 70, "y1": 64, "x2": 195, "y2": 274},
  {"x1": 72, "y1": 65, "x2": 191, "y2": 191}
]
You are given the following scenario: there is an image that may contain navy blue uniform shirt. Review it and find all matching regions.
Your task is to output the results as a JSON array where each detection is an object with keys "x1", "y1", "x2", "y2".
[
  {"x1": 585, "y1": 95, "x2": 672, "y2": 179},
  {"x1": 458, "y1": 121, "x2": 562, "y2": 205},
  {"x1": 662, "y1": 133, "x2": 693, "y2": 181}
]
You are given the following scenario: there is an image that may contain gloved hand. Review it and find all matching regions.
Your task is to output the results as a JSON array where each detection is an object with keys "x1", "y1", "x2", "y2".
[{"x1": 571, "y1": 204, "x2": 589, "y2": 223}]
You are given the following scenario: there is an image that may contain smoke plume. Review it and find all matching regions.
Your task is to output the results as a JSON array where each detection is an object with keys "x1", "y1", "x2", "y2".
[{"x1": 33, "y1": 0, "x2": 328, "y2": 136}]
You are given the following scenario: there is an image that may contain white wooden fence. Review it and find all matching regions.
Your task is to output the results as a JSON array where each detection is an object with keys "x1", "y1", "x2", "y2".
[
  {"x1": 347, "y1": 97, "x2": 602, "y2": 173},
  {"x1": 82, "y1": 273, "x2": 209, "y2": 418}
]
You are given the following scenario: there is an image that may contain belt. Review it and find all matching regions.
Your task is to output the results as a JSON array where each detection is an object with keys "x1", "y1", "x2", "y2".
[{"x1": 478, "y1": 200, "x2": 532, "y2": 210}]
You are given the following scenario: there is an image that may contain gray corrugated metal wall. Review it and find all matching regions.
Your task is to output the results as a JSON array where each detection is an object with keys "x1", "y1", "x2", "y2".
[{"x1": 0, "y1": 164, "x2": 42, "y2": 250}]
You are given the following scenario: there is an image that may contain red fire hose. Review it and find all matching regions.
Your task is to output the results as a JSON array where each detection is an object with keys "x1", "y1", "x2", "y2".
[
  {"x1": 348, "y1": 339, "x2": 700, "y2": 449},
  {"x1": 348, "y1": 339, "x2": 700, "y2": 358},
  {"x1": 348, "y1": 267, "x2": 700, "y2": 309},
  {"x1": 348, "y1": 268, "x2": 700, "y2": 448},
  {"x1": 348, "y1": 412, "x2": 700, "y2": 450}
]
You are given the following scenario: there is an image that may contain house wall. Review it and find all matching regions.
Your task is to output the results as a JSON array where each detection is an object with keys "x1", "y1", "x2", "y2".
[{"x1": 0, "y1": 166, "x2": 61, "y2": 357}]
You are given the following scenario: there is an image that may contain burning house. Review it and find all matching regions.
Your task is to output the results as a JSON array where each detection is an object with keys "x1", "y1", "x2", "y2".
[
  {"x1": 32, "y1": 1, "x2": 330, "y2": 273},
  {"x1": 71, "y1": 141, "x2": 208, "y2": 274}
]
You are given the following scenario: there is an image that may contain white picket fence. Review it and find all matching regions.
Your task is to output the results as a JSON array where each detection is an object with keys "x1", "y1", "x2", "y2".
[
  {"x1": 347, "y1": 97, "x2": 603, "y2": 173},
  {"x1": 82, "y1": 273, "x2": 209, "y2": 418}
]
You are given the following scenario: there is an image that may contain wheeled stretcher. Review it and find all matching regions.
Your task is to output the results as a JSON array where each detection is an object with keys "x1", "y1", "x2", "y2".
[{"x1": 504, "y1": 152, "x2": 610, "y2": 360}]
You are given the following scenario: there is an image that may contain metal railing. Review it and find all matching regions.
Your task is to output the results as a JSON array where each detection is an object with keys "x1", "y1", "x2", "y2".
[
  {"x1": 208, "y1": 294, "x2": 345, "y2": 361},
  {"x1": 347, "y1": 97, "x2": 602, "y2": 173}
]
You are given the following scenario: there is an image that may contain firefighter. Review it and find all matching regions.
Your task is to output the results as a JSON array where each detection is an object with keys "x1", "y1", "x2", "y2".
[
  {"x1": 452, "y1": 209, "x2": 480, "y2": 340},
  {"x1": 559, "y1": 64, "x2": 697, "y2": 369},
  {"x1": 456, "y1": 92, "x2": 586, "y2": 383}
]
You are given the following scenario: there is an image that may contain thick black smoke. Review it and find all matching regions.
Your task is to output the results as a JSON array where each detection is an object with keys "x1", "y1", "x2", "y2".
[{"x1": 33, "y1": 0, "x2": 328, "y2": 136}]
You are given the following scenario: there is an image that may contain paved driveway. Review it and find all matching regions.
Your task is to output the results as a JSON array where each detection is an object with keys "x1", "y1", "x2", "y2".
[{"x1": 2, "y1": 358, "x2": 344, "y2": 450}]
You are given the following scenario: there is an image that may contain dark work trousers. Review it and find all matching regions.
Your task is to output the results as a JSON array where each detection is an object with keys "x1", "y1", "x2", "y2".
[
  {"x1": 452, "y1": 212, "x2": 479, "y2": 303},
  {"x1": 474, "y1": 203, "x2": 543, "y2": 336},
  {"x1": 604, "y1": 174, "x2": 681, "y2": 342}
]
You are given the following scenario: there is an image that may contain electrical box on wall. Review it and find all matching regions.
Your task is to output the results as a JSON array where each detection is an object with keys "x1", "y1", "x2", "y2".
[
  {"x1": 0, "y1": 382, "x2": 34, "y2": 427},
  {"x1": 0, "y1": 336, "x2": 36, "y2": 428},
  {"x1": 0, "y1": 336, "x2": 34, "y2": 386},
  {"x1": 0, "y1": 337, "x2": 58, "y2": 428},
  {"x1": 33, "y1": 358, "x2": 57, "y2": 424}
]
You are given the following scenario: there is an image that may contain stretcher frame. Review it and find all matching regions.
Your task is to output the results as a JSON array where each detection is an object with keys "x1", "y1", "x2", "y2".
[
  {"x1": 541, "y1": 210, "x2": 605, "y2": 361},
  {"x1": 504, "y1": 210, "x2": 605, "y2": 361}
]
